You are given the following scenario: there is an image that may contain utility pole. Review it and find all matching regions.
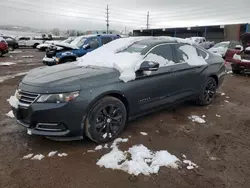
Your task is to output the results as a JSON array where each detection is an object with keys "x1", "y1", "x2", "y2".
[
  {"x1": 125, "y1": 26, "x2": 127, "y2": 35},
  {"x1": 106, "y1": 5, "x2": 109, "y2": 34},
  {"x1": 146, "y1": 11, "x2": 149, "y2": 30}
]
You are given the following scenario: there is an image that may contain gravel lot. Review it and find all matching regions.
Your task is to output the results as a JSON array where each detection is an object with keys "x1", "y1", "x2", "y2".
[{"x1": 0, "y1": 49, "x2": 250, "y2": 188}]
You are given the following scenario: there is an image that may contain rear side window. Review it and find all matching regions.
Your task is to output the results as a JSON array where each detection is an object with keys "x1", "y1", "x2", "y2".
[
  {"x1": 101, "y1": 37, "x2": 112, "y2": 45},
  {"x1": 144, "y1": 44, "x2": 175, "y2": 66},
  {"x1": 148, "y1": 44, "x2": 174, "y2": 61}
]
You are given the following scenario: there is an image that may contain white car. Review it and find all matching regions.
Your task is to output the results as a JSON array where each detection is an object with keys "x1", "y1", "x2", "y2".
[
  {"x1": 189, "y1": 37, "x2": 215, "y2": 49},
  {"x1": 36, "y1": 37, "x2": 75, "y2": 51},
  {"x1": 208, "y1": 41, "x2": 230, "y2": 57},
  {"x1": 17, "y1": 36, "x2": 45, "y2": 48}
]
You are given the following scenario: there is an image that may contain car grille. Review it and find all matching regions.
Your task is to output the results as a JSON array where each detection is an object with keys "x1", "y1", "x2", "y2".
[{"x1": 18, "y1": 90, "x2": 40, "y2": 106}]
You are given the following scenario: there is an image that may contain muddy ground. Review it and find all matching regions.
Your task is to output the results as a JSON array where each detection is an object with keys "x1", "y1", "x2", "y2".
[{"x1": 0, "y1": 49, "x2": 250, "y2": 188}]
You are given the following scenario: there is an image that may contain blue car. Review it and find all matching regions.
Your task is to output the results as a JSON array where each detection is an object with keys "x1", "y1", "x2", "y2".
[{"x1": 43, "y1": 34, "x2": 121, "y2": 66}]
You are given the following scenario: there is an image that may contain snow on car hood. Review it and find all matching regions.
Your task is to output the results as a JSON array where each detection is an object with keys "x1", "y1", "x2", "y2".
[
  {"x1": 78, "y1": 37, "x2": 206, "y2": 83},
  {"x1": 54, "y1": 42, "x2": 79, "y2": 49}
]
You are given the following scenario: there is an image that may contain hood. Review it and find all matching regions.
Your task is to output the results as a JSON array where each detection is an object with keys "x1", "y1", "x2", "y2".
[
  {"x1": 21, "y1": 63, "x2": 118, "y2": 93},
  {"x1": 241, "y1": 33, "x2": 250, "y2": 49},
  {"x1": 54, "y1": 42, "x2": 79, "y2": 50}
]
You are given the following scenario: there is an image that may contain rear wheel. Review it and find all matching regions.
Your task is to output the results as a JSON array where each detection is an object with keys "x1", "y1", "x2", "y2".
[
  {"x1": 85, "y1": 97, "x2": 127, "y2": 143},
  {"x1": 0, "y1": 51, "x2": 3, "y2": 57},
  {"x1": 33, "y1": 43, "x2": 39, "y2": 48},
  {"x1": 196, "y1": 77, "x2": 217, "y2": 106}
]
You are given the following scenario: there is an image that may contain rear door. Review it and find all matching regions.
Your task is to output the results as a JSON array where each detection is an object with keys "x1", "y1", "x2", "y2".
[{"x1": 170, "y1": 44, "x2": 207, "y2": 99}]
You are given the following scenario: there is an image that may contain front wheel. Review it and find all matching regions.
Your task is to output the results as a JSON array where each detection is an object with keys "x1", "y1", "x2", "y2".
[
  {"x1": 85, "y1": 97, "x2": 127, "y2": 143},
  {"x1": 196, "y1": 77, "x2": 217, "y2": 106},
  {"x1": 0, "y1": 51, "x2": 3, "y2": 57}
]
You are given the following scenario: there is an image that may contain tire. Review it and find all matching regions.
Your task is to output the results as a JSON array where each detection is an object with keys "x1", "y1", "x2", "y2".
[
  {"x1": 8, "y1": 45, "x2": 14, "y2": 51},
  {"x1": 232, "y1": 69, "x2": 241, "y2": 74},
  {"x1": 85, "y1": 96, "x2": 127, "y2": 143},
  {"x1": 196, "y1": 77, "x2": 217, "y2": 106},
  {"x1": 33, "y1": 43, "x2": 39, "y2": 48},
  {"x1": 0, "y1": 51, "x2": 3, "y2": 57}
]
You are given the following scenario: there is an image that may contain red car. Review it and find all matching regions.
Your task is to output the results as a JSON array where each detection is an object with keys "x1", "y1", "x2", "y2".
[
  {"x1": 224, "y1": 41, "x2": 242, "y2": 62},
  {"x1": 231, "y1": 33, "x2": 250, "y2": 74},
  {"x1": 0, "y1": 37, "x2": 8, "y2": 57}
]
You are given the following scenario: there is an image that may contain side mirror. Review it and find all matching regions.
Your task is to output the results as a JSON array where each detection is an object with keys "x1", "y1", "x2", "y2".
[{"x1": 139, "y1": 61, "x2": 159, "y2": 71}]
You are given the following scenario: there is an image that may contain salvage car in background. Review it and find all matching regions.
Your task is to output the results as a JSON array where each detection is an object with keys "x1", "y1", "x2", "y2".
[
  {"x1": 2, "y1": 36, "x2": 19, "y2": 51},
  {"x1": 231, "y1": 33, "x2": 250, "y2": 74},
  {"x1": 37, "y1": 37, "x2": 75, "y2": 51},
  {"x1": 224, "y1": 41, "x2": 243, "y2": 62},
  {"x1": 11, "y1": 37, "x2": 225, "y2": 143},
  {"x1": 43, "y1": 34, "x2": 120, "y2": 66},
  {"x1": 189, "y1": 37, "x2": 214, "y2": 49},
  {"x1": 209, "y1": 40, "x2": 242, "y2": 58},
  {"x1": 0, "y1": 37, "x2": 8, "y2": 56}
]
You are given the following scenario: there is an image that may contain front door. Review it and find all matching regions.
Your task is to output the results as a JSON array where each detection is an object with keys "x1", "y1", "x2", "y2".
[{"x1": 125, "y1": 44, "x2": 179, "y2": 115}]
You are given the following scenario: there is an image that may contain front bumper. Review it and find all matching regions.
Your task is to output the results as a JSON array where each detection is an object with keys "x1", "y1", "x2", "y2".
[
  {"x1": 231, "y1": 59, "x2": 250, "y2": 72},
  {"x1": 43, "y1": 56, "x2": 57, "y2": 66},
  {"x1": 13, "y1": 95, "x2": 89, "y2": 139}
]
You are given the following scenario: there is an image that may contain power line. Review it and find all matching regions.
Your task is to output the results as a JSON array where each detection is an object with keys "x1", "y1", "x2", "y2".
[
  {"x1": 4, "y1": 0, "x2": 146, "y2": 20},
  {"x1": 1, "y1": 4, "x2": 143, "y2": 26}
]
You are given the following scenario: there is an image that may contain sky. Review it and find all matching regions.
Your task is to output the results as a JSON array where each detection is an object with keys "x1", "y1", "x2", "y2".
[{"x1": 0, "y1": 0, "x2": 250, "y2": 32}]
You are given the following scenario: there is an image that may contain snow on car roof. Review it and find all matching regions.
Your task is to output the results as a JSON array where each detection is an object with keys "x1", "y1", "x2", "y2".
[{"x1": 78, "y1": 36, "x2": 205, "y2": 83}]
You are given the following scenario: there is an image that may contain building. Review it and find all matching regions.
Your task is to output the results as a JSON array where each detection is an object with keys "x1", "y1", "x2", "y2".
[
  {"x1": 85, "y1": 30, "x2": 120, "y2": 35},
  {"x1": 133, "y1": 23, "x2": 250, "y2": 42}
]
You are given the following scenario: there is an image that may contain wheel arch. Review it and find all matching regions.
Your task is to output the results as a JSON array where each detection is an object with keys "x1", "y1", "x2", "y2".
[
  {"x1": 208, "y1": 74, "x2": 218, "y2": 87},
  {"x1": 86, "y1": 91, "x2": 130, "y2": 119}
]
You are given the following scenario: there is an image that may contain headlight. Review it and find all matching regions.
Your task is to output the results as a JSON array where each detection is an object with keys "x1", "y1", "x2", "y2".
[
  {"x1": 233, "y1": 54, "x2": 241, "y2": 60},
  {"x1": 37, "y1": 91, "x2": 79, "y2": 103}
]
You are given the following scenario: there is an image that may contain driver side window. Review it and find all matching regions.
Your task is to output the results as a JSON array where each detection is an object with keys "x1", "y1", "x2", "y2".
[{"x1": 88, "y1": 38, "x2": 99, "y2": 49}]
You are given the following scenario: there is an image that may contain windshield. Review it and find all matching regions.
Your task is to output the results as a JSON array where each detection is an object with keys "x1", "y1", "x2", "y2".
[
  {"x1": 212, "y1": 42, "x2": 229, "y2": 48},
  {"x1": 70, "y1": 36, "x2": 87, "y2": 48},
  {"x1": 122, "y1": 42, "x2": 149, "y2": 53}
]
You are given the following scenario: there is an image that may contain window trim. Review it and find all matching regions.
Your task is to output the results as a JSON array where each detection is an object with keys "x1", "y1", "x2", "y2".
[{"x1": 195, "y1": 46, "x2": 209, "y2": 60}]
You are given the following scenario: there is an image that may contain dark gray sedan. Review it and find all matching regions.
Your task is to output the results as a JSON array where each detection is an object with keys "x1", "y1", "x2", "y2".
[{"x1": 12, "y1": 37, "x2": 226, "y2": 143}]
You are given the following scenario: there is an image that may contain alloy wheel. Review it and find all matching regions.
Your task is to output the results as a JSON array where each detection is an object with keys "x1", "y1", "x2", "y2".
[
  {"x1": 203, "y1": 79, "x2": 216, "y2": 103},
  {"x1": 94, "y1": 104, "x2": 123, "y2": 139}
]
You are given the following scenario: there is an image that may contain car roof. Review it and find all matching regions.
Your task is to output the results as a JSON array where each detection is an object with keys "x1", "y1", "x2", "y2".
[{"x1": 80, "y1": 34, "x2": 120, "y2": 38}]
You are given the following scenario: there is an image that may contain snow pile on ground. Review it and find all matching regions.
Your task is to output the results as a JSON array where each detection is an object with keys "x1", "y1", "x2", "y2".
[
  {"x1": 48, "y1": 151, "x2": 57, "y2": 157},
  {"x1": 31, "y1": 154, "x2": 45, "y2": 160},
  {"x1": 179, "y1": 45, "x2": 207, "y2": 65},
  {"x1": 245, "y1": 46, "x2": 250, "y2": 51},
  {"x1": 97, "y1": 138, "x2": 183, "y2": 176},
  {"x1": 0, "y1": 71, "x2": 28, "y2": 83},
  {"x1": 22, "y1": 55, "x2": 34, "y2": 58},
  {"x1": 78, "y1": 37, "x2": 204, "y2": 83},
  {"x1": 22, "y1": 153, "x2": 34, "y2": 159},
  {"x1": 140, "y1": 132, "x2": 148, "y2": 136},
  {"x1": 0, "y1": 62, "x2": 16, "y2": 66},
  {"x1": 7, "y1": 90, "x2": 19, "y2": 109},
  {"x1": 9, "y1": 50, "x2": 22, "y2": 54},
  {"x1": 6, "y1": 110, "x2": 14, "y2": 118},
  {"x1": 95, "y1": 145, "x2": 103, "y2": 150},
  {"x1": 189, "y1": 115, "x2": 206, "y2": 124},
  {"x1": 58, "y1": 153, "x2": 68, "y2": 157}
]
